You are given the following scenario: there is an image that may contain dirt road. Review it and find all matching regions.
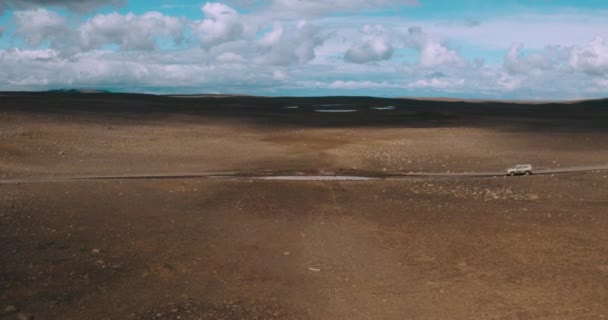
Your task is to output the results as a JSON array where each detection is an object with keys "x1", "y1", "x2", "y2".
[{"x1": 1, "y1": 165, "x2": 607, "y2": 184}]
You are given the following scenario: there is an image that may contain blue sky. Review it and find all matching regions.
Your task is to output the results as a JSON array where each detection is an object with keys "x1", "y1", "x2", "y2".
[{"x1": 1, "y1": 0, "x2": 608, "y2": 99}]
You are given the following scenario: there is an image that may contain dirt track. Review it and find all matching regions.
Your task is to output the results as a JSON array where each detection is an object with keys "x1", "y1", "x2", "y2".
[
  {"x1": 1, "y1": 93, "x2": 608, "y2": 319},
  {"x1": 1, "y1": 165, "x2": 608, "y2": 185}
]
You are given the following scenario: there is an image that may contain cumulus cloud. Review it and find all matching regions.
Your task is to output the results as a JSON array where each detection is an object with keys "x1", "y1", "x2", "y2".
[
  {"x1": 0, "y1": 0, "x2": 124, "y2": 14},
  {"x1": 12, "y1": 9, "x2": 184, "y2": 52},
  {"x1": 78, "y1": 12, "x2": 183, "y2": 51},
  {"x1": 3, "y1": 1, "x2": 608, "y2": 100},
  {"x1": 326, "y1": 80, "x2": 402, "y2": 89},
  {"x1": 569, "y1": 37, "x2": 608, "y2": 76},
  {"x1": 436, "y1": 18, "x2": 482, "y2": 29},
  {"x1": 255, "y1": 21, "x2": 325, "y2": 66},
  {"x1": 192, "y1": 3, "x2": 245, "y2": 48},
  {"x1": 257, "y1": 0, "x2": 419, "y2": 18},
  {"x1": 419, "y1": 41, "x2": 465, "y2": 67},
  {"x1": 344, "y1": 25, "x2": 394, "y2": 64},
  {"x1": 504, "y1": 43, "x2": 558, "y2": 75},
  {"x1": 13, "y1": 8, "x2": 72, "y2": 47},
  {"x1": 496, "y1": 73, "x2": 522, "y2": 91},
  {"x1": 0, "y1": 48, "x2": 247, "y2": 89},
  {"x1": 259, "y1": 22, "x2": 283, "y2": 46},
  {"x1": 215, "y1": 52, "x2": 246, "y2": 64},
  {"x1": 272, "y1": 70, "x2": 288, "y2": 80},
  {"x1": 0, "y1": 45, "x2": 600, "y2": 100},
  {"x1": 408, "y1": 77, "x2": 465, "y2": 89},
  {"x1": 501, "y1": 38, "x2": 608, "y2": 77},
  {"x1": 404, "y1": 27, "x2": 466, "y2": 68},
  {"x1": 341, "y1": 25, "x2": 466, "y2": 66}
]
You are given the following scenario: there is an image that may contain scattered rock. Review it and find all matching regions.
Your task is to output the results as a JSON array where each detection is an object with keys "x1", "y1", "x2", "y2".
[
  {"x1": 91, "y1": 248, "x2": 101, "y2": 254},
  {"x1": 17, "y1": 313, "x2": 34, "y2": 320},
  {"x1": 283, "y1": 251, "x2": 290, "y2": 256},
  {"x1": 136, "y1": 299, "x2": 291, "y2": 320},
  {"x1": 3, "y1": 305, "x2": 18, "y2": 314},
  {"x1": 54, "y1": 291, "x2": 72, "y2": 304},
  {"x1": 308, "y1": 267, "x2": 321, "y2": 272}
]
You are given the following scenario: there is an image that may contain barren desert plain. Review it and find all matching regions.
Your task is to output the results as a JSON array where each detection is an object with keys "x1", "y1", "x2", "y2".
[{"x1": 1, "y1": 92, "x2": 608, "y2": 319}]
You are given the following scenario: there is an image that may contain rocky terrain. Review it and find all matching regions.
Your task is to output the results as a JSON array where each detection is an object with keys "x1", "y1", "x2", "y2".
[{"x1": 1, "y1": 93, "x2": 607, "y2": 319}]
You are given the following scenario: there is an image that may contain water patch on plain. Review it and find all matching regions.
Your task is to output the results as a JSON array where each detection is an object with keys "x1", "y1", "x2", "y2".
[
  {"x1": 371, "y1": 106, "x2": 396, "y2": 111},
  {"x1": 315, "y1": 104, "x2": 348, "y2": 107},
  {"x1": 314, "y1": 109, "x2": 358, "y2": 113},
  {"x1": 260, "y1": 176, "x2": 374, "y2": 181},
  {"x1": 284, "y1": 106, "x2": 300, "y2": 109}
]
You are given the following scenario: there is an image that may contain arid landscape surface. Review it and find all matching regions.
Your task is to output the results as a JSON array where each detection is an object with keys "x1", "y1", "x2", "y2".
[{"x1": 1, "y1": 93, "x2": 608, "y2": 319}]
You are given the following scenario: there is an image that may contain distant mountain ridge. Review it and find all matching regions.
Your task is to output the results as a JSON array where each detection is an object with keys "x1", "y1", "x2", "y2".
[{"x1": 48, "y1": 89, "x2": 110, "y2": 94}]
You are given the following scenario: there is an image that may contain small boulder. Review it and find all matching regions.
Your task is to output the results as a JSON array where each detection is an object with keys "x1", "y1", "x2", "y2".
[
  {"x1": 3, "y1": 305, "x2": 18, "y2": 314},
  {"x1": 17, "y1": 313, "x2": 34, "y2": 320}
]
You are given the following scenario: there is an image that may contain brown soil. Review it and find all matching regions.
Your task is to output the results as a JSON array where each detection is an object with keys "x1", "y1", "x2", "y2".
[{"x1": 1, "y1": 93, "x2": 607, "y2": 319}]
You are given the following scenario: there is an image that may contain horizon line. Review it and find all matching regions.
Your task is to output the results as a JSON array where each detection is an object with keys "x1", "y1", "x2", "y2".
[{"x1": 1, "y1": 90, "x2": 606, "y2": 105}]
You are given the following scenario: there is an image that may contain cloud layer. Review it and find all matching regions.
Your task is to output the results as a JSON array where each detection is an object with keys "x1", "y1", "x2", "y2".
[
  {"x1": 1, "y1": 1, "x2": 608, "y2": 99},
  {"x1": 0, "y1": 0, "x2": 125, "y2": 13}
]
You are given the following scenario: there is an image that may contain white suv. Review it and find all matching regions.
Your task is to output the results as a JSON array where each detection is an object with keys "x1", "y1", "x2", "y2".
[{"x1": 506, "y1": 164, "x2": 533, "y2": 176}]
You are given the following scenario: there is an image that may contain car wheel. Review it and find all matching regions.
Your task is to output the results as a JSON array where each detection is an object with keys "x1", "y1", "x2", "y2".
[
  {"x1": 525, "y1": 171, "x2": 531, "y2": 176},
  {"x1": 509, "y1": 172, "x2": 515, "y2": 176}
]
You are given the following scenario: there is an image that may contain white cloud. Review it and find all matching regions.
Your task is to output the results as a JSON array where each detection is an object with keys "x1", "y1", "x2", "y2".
[
  {"x1": 404, "y1": 27, "x2": 466, "y2": 68},
  {"x1": 4, "y1": 2, "x2": 608, "y2": 100},
  {"x1": 272, "y1": 70, "x2": 288, "y2": 80},
  {"x1": 259, "y1": 23, "x2": 283, "y2": 46},
  {"x1": 344, "y1": 25, "x2": 394, "y2": 64},
  {"x1": 13, "y1": 8, "x2": 71, "y2": 47},
  {"x1": 334, "y1": 25, "x2": 466, "y2": 67},
  {"x1": 500, "y1": 38, "x2": 608, "y2": 77},
  {"x1": 255, "y1": 21, "x2": 325, "y2": 66},
  {"x1": 408, "y1": 77, "x2": 464, "y2": 89},
  {"x1": 0, "y1": 0, "x2": 124, "y2": 14},
  {"x1": 569, "y1": 37, "x2": 608, "y2": 76},
  {"x1": 0, "y1": 48, "x2": 257, "y2": 90},
  {"x1": 504, "y1": 43, "x2": 556, "y2": 75},
  {"x1": 594, "y1": 79, "x2": 608, "y2": 87},
  {"x1": 12, "y1": 9, "x2": 184, "y2": 52},
  {"x1": 496, "y1": 73, "x2": 522, "y2": 91},
  {"x1": 419, "y1": 41, "x2": 465, "y2": 67},
  {"x1": 255, "y1": 0, "x2": 419, "y2": 19},
  {"x1": 326, "y1": 80, "x2": 402, "y2": 89},
  {"x1": 410, "y1": 13, "x2": 608, "y2": 50},
  {"x1": 78, "y1": 12, "x2": 183, "y2": 51},
  {"x1": 215, "y1": 52, "x2": 246, "y2": 64},
  {"x1": 0, "y1": 46, "x2": 602, "y2": 100},
  {"x1": 192, "y1": 3, "x2": 245, "y2": 48}
]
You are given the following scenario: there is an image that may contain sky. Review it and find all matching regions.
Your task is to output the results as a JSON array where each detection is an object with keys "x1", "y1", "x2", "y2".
[{"x1": 1, "y1": 0, "x2": 608, "y2": 99}]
